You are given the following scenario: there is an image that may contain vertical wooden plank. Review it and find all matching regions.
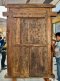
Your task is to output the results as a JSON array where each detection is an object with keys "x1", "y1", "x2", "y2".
[
  {"x1": 7, "y1": 16, "x2": 16, "y2": 76},
  {"x1": 20, "y1": 18, "x2": 28, "y2": 44},
  {"x1": 7, "y1": 16, "x2": 12, "y2": 76},
  {"x1": 13, "y1": 18, "x2": 21, "y2": 77},
  {"x1": 19, "y1": 47, "x2": 29, "y2": 77},
  {"x1": 47, "y1": 16, "x2": 52, "y2": 75},
  {"x1": 16, "y1": 18, "x2": 20, "y2": 44},
  {"x1": 19, "y1": 18, "x2": 30, "y2": 77},
  {"x1": 7, "y1": 11, "x2": 19, "y2": 77}
]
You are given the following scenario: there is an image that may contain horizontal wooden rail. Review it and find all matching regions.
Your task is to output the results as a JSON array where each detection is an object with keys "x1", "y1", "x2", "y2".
[{"x1": 13, "y1": 44, "x2": 47, "y2": 47}]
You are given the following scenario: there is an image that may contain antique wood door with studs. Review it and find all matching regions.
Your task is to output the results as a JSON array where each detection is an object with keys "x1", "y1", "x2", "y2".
[{"x1": 4, "y1": 4, "x2": 56, "y2": 78}]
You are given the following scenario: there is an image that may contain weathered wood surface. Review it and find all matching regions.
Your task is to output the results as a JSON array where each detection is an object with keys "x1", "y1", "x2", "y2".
[
  {"x1": 5, "y1": 4, "x2": 55, "y2": 78},
  {"x1": 6, "y1": 4, "x2": 55, "y2": 8}
]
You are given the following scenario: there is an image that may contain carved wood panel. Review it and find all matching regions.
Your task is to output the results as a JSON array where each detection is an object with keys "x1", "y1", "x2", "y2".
[
  {"x1": 20, "y1": 18, "x2": 48, "y2": 77},
  {"x1": 8, "y1": 17, "x2": 48, "y2": 77},
  {"x1": 20, "y1": 18, "x2": 47, "y2": 45},
  {"x1": 30, "y1": 47, "x2": 48, "y2": 77}
]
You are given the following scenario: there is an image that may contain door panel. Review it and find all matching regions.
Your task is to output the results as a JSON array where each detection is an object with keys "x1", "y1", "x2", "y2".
[
  {"x1": 20, "y1": 18, "x2": 47, "y2": 45},
  {"x1": 8, "y1": 17, "x2": 49, "y2": 77},
  {"x1": 30, "y1": 47, "x2": 48, "y2": 77},
  {"x1": 20, "y1": 18, "x2": 48, "y2": 77}
]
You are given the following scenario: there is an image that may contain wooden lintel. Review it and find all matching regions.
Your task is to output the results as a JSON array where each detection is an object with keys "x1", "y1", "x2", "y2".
[
  {"x1": 6, "y1": 4, "x2": 55, "y2": 8},
  {"x1": 3, "y1": 12, "x2": 57, "y2": 18}
]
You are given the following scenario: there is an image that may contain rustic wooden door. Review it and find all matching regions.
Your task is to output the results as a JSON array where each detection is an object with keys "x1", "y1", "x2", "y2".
[
  {"x1": 20, "y1": 18, "x2": 48, "y2": 77},
  {"x1": 3, "y1": 4, "x2": 57, "y2": 78},
  {"x1": 7, "y1": 14, "x2": 52, "y2": 78}
]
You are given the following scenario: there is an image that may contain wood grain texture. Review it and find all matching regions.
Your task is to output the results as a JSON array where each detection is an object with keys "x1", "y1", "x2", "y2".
[
  {"x1": 6, "y1": 4, "x2": 55, "y2": 8},
  {"x1": 30, "y1": 47, "x2": 48, "y2": 77},
  {"x1": 5, "y1": 4, "x2": 55, "y2": 78},
  {"x1": 16, "y1": 18, "x2": 20, "y2": 44}
]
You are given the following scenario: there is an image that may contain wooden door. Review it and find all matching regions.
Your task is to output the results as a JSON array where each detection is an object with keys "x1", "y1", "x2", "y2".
[
  {"x1": 20, "y1": 18, "x2": 48, "y2": 77},
  {"x1": 7, "y1": 16, "x2": 52, "y2": 77}
]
